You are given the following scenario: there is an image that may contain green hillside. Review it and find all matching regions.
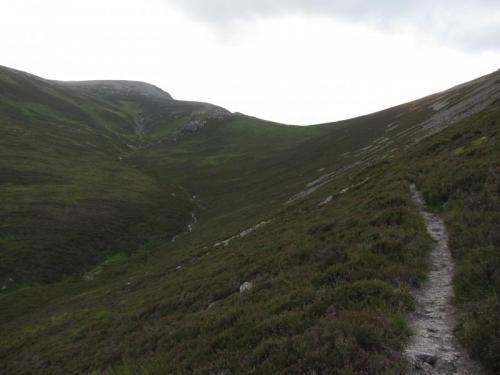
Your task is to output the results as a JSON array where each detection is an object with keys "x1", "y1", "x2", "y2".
[{"x1": 0, "y1": 65, "x2": 499, "y2": 374}]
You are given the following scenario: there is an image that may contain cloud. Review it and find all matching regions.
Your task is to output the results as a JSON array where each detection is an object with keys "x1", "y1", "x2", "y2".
[{"x1": 166, "y1": 0, "x2": 500, "y2": 52}]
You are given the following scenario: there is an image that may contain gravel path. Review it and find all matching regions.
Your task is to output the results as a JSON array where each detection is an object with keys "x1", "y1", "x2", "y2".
[{"x1": 405, "y1": 184, "x2": 483, "y2": 374}]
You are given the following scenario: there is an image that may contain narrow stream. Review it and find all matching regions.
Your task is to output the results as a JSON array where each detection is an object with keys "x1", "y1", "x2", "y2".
[
  {"x1": 171, "y1": 211, "x2": 198, "y2": 243},
  {"x1": 405, "y1": 184, "x2": 482, "y2": 374}
]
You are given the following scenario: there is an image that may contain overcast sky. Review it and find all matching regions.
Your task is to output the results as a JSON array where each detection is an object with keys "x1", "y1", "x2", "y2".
[{"x1": 1, "y1": 0, "x2": 499, "y2": 125}]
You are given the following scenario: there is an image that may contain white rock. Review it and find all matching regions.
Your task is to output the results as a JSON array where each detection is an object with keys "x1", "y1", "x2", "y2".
[
  {"x1": 239, "y1": 282, "x2": 253, "y2": 293},
  {"x1": 318, "y1": 195, "x2": 333, "y2": 206}
]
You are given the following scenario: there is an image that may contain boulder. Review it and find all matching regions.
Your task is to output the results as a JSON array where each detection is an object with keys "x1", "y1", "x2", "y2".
[
  {"x1": 416, "y1": 353, "x2": 437, "y2": 366},
  {"x1": 239, "y1": 281, "x2": 253, "y2": 293}
]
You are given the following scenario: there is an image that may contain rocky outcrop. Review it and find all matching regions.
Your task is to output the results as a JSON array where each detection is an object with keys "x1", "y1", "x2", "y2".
[
  {"x1": 183, "y1": 119, "x2": 207, "y2": 132},
  {"x1": 318, "y1": 195, "x2": 333, "y2": 207},
  {"x1": 212, "y1": 220, "x2": 271, "y2": 248},
  {"x1": 414, "y1": 70, "x2": 500, "y2": 142},
  {"x1": 182, "y1": 105, "x2": 232, "y2": 133}
]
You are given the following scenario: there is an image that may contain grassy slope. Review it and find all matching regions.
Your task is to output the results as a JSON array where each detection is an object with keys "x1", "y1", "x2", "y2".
[
  {"x1": 0, "y1": 66, "x2": 499, "y2": 373},
  {"x1": 0, "y1": 150, "x2": 431, "y2": 375},
  {"x1": 1, "y1": 65, "x2": 346, "y2": 286},
  {"x1": 0, "y1": 64, "x2": 473, "y2": 286},
  {"x1": 0, "y1": 67, "x2": 196, "y2": 284},
  {"x1": 0, "y1": 106, "x2": 443, "y2": 373}
]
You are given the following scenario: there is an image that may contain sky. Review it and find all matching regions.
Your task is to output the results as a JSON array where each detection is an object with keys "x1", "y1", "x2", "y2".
[{"x1": 1, "y1": 0, "x2": 499, "y2": 125}]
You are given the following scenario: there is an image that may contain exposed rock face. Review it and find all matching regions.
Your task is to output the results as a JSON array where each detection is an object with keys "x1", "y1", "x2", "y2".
[
  {"x1": 415, "y1": 70, "x2": 500, "y2": 142},
  {"x1": 405, "y1": 185, "x2": 483, "y2": 375},
  {"x1": 182, "y1": 105, "x2": 232, "y2": 133},
  {"x1": 183, "y1": 119, "x2": 207, "y2": 132},
  {"x1": 192, "y1": 106, "x2": 231, "y2": 120},
  {"x1": 213, "y1": 220, "x2": 272, "y2": 248}
]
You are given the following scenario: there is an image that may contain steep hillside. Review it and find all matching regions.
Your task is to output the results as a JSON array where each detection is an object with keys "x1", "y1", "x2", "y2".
[
  {"x1": 0, "y1": 65, "x2": 312, "y2": 284},
  {"x1": 0, "y1": 66, "x2": 498, "y2": 374}
]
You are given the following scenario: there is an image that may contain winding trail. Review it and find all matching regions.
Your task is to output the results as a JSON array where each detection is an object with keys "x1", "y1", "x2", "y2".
[{"x1": 405, "y1": 185, "x2": 482, "y2": 374}]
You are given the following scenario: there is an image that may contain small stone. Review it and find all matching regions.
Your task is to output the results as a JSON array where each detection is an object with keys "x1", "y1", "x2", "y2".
[
  {"x1": 437, "y1": 360, "x2": 456, "y2": 373},
  {"x1": 318, "y1": 195, "x2": 333, "y2": 207},
  {"x1": 416, "y1": 353, "x2": 437, "y2": 366},
  {"x1": 421, "y1": 362, "x2": 434, "y2": 373},
  {"x1": 239, "y1": 281, "x2": 253, "y2": 293},
  {"x1": 207, "y1": 301, "x2": 218, "y2": 310},
  {"x1": 321, "y1": 304, "x2": 337, "y2": 319}
]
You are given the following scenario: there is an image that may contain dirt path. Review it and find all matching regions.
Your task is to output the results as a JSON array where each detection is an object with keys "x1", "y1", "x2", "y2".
[{"x1": 405, "y1": 184, "x2": 483, "y2": 374}]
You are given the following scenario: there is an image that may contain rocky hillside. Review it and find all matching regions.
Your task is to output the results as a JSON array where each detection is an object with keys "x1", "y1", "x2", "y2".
[{"x1": 0, "y1": 65, "x2": 498, "y2": 374}]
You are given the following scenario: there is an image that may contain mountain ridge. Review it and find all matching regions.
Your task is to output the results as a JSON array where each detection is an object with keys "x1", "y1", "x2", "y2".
[{"x1": 3, "y1": 63, "x2": 498, "y2": 127}]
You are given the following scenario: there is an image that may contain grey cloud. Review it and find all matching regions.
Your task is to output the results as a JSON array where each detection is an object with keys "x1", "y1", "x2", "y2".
[{"x1": 167, "y1": 0, "x2": 500, "y2": 52}]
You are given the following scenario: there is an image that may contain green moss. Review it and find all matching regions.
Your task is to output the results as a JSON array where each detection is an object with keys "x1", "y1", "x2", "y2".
[
  {"x1": 471, "y1": 136, "x2": 487, "y2": 146},
  {"x1": 95, "y1": 309, "x2": 112, "y2": 319},
  {"x1": 50, "y1": 313, "x2": 69, "y2": 326}
]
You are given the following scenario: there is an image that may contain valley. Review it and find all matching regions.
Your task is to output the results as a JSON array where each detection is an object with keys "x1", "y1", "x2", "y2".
[{"x1": 0, "y1": 65, "x2": 499, "y2": 374}]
